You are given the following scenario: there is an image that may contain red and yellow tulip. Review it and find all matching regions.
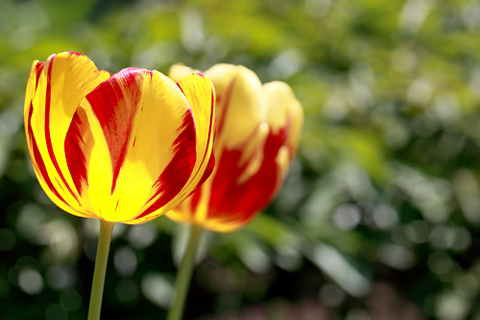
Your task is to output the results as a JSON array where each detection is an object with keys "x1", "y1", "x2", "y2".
[
  {"x1": 24, "y1": 52, "x2": 215, "y2": 224},
  {"x1": 167, "y1": 64, "x2": 303, "y2": 232}
]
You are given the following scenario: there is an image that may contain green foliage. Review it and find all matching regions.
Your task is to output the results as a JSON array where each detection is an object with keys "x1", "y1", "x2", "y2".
[{"x1": 3, "y1": 0, "x2": 480, "y2": 319}]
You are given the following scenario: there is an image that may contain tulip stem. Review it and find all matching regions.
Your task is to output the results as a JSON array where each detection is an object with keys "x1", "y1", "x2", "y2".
[
  {"x1": 87, "y1": 220, "x2": 115, "y2": 320},
  {"x1": 167, "y1": 224, "x2": 203, "y2": 320}
]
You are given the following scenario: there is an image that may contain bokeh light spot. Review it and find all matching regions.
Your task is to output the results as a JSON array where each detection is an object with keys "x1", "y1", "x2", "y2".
[
  {"x1": 18, "y1": 267, "x2": 44, "y2": 295},
  {"x1": 141, "y1": 273, "x2": 173, "y2": 309},
  {"x1": 47, "y1": 264, "x2": 76, "y2": 290},
  {"x1": 114, "y1": 246, "x2": 137, "y2": 276},
  {"x1": 127, "y1": 223, "x2": 158, "y2": 249},
  {"x1": 334, "y1": 204, "x2": 361, "y2": 230}
]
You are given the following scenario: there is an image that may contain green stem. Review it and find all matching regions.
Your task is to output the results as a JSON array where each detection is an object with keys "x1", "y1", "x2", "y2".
[
  {"x1": 87, "y1": 220, "x2": 115, "y2": 320},
  {"x1": 167, "y1": 224, "x2": 203, "y2": 320}
]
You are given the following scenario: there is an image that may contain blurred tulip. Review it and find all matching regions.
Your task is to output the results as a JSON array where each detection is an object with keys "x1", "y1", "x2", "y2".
[
  {"x1": 167, "y1": 64, "x2": 303, "y2": 232},
  {"x1": 24, "y1": 52, "x2": 215, "y2": 224}
]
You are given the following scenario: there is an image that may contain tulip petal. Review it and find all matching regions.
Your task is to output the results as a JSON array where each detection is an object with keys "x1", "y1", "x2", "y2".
[
  {"x1": 175, "y1": 74, "x2": 216, "y2": 196},
  {"x1": 71, "y1": 68, "x2": 198, "y2": 222},
  {"x1": 25, "y1": 61, "x2": 71, "y2": 212},
  {"x1": 134, "y1": 109, "x2": 197, "y2": 221},
  {"x1": 205, "y1": 87, "x2": 303, "y2": 232},
  {"x1": 203, "y1": 130, "x2": 283, "y2": 231},
  {"x1": 64, "y1": 107, "x2": 93, "y2": 201},
  {"x1": 264, "y1": 81, "x2": 304, "y2": 177},
  {"x1": 161, "y1": 73, "x2": 216, "y2": 223},
  {"x1": 139, "y1": 74, "x2": 216, "y2": 225},
  {"x1": 205, "y1": 65, "x2": 266, "y2": 150},
  {"x1": 26, "y1": 82, "x2": 69, "y2": 208},
  {"x1": 202, "y1": 80, "x2": 303, "y2": 232},
  {"x1": 168, "y1": 64, "x2": 199, "y2": 82},
  {"x1": 100, "y1": 70, "x2": 112, "y2": 80},
  {"x1": 25, "y1": 52, "x2": 104, "y2": 217}
]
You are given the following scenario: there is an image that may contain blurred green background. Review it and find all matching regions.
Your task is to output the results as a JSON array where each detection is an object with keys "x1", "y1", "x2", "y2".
[{"x1": 1, "y1": 0, "x2": 480, "y2": 319}]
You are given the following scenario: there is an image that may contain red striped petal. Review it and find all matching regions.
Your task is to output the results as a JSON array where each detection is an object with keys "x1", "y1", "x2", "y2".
[
  {"x1": 137, "y1": 108, "x2": 197, "y2": 218},
  {"x1": 85, "y1": 67, "x2": 144, "y2": 194},
  {"x1": 207, "y1": 124, "x2": 289, "y2": 228},
  {"x1": 64, "y1": 108, "x2": 93, "y2": 196},
  {"x1": 26, "y1": 101, "x2": 68, "y2": 206},
  {"x1": 43, "y1": 54, "x2": 81, "y2": 203}
]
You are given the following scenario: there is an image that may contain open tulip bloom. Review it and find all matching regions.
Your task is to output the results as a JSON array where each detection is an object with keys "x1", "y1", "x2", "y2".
[
  {"x1": 166, "y1": 64, "x2": 303, "y2": 320},
  {"x1": 24, "y1": 52, "x2": 215, "y2": 320}
]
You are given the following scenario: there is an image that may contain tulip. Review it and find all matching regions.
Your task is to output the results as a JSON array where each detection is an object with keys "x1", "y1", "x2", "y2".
[
  {"x1": 165, "y1": 63, "x2": 302, "y2": 320},
  {"x1": 167, "y1": 63, "x2": 303, "y2": 232},
  {"x1": 24, "y1": 52, "x2": 215, "y2": 224},
  {"x1": 24, "y1": 52, "x2": 215, "y2": 320}
]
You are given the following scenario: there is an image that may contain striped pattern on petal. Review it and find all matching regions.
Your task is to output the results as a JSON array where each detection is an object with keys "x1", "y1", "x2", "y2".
[
  {"x1": 68, "y1": 68, "x2": 199, "y2": 223},
  {"x1": 25, "y1": 52, "x2": 104, "y2": 218},
  {"x1": 162, "y1": 74, "x2": 216, "y2": 224},
  {"x1": 167, "y1": 65, "x2": 303, "y2": 232}
]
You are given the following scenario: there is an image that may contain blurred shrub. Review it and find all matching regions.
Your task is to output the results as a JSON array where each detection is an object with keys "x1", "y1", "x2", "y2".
[{"x1": 3, "y1": 0, "x2": 480, "y2": 319}]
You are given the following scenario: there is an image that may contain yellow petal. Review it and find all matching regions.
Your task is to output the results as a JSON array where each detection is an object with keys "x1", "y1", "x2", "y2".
[
  {"x1": 26, "y1": 52, "x2": 104, "y2": 217},
  {"x1": 164, "y1": 73, "x2": 216, "y2": 224},
  {"x1": 25, "y1": 60, "x2": 78, "y2": 216},
  {"x1": 167, "y1": 68, "x2": 216, "y2": 206},
  {"x1": 263, "y1": 81, "x2": 294, "y2": 133},
  {"x1": 205, "y1": 64, "x2": 267, "y2": 150},
  {"x1": 168, "y1": 64, "x2": 199, "y2": 82},
  {"x1": 73, "y1": 68, "x2": 197, "y2": 223},
  {"x1": 100, "y1": 69, "x2": 112, "y2": 80},
  {"x1": 264, "y1": 81, "x2": 303, "y2": 156}
]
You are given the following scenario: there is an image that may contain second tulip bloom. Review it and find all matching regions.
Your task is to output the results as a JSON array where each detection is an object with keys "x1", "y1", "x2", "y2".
[{"x1": 168, "y1": 63, "x2": 303, "y2": 232}]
